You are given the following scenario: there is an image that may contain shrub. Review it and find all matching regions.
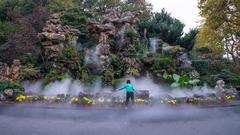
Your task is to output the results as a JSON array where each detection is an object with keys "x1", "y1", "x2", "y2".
[
  {"x1": 192, "y1": 60, "x2": 208, "y2": 75},
  {"x1": 152, "y1": 54, "x2": 174, "y2": 70},
  {"x1": 43, "y1": 70, "x2": 67, "y2": 85},
  {"x1": 102, "y1": 66, "x2": 115, "y2": 86},
  {"x1": 0, "y1": 81, "x2": 24, "y2": 92},
  {"x1": 61, "y1": 12, "x2": 86, "y2": 27},
  {"x1": 79, "y1": 66, "x2": 96, "y2": 84},
  {"x1": 20, "y1": 64, "x2": 40, "y2": 81},
  {"x1": 124, "y1": 28, "x2": 140, "y2": 38},
  {"x1": 200, "y1": 69, "x2": 240, "y2": 88},
  {"x1": 110, "y1": 54, "x2": 126, "y2": 78},
  {"x1": 59, "y1": 47, "x2": 76, "y2": 60},
  {"x1": 188, "y1": 70, "x2": 200, "y2": 80},
  {"x1": 136, "y1": 37, "x2": 148, "y2": 56},
  {"x1": 20, "y1": 53, "x2": 39, "y2": 65},
  {"x1": 178, "y1": 66, "x2": 194, "y2": 75},
  {"x1": 212, "y1": 69, "x2": 240, "y2": 88},
  {"x1": 0, "y1": 21, "x2": 16, "y2": 45}
]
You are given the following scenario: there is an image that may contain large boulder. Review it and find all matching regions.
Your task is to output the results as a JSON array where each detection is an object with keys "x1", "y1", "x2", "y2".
[
  {"x1": 0, "y1": 93, "x2": 6, "y2": 101},
  {"x1": 3, "y1": 89, "x2": 14, "y2": 97}
]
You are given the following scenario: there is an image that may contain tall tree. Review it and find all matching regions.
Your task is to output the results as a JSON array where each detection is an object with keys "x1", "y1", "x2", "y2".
[
  {"x1": 121, "y1": 0, "x2": 152, "y2": 21},
  {"x1": 139, "y1": 9, "x2": 185, "y2": 44},
  {"x1": 197, "y1": 0, "x2": 240, "y2": 64}
]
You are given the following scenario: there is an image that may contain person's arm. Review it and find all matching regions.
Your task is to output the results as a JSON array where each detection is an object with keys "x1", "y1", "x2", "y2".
[{"x1": 118, "y1": 85, "x2": 126, "y2": 91}]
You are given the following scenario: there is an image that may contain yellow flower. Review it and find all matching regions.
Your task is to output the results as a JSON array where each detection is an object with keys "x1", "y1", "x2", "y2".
[
  {"x1": 71, "y1": 97, "x2": 79, "y2": 104},
  {"x1": 16, "y1": 95, "x2": 26, "y2": 102},
  {"x1": 135, "y1": 98, "x2": 145, "y2": 103},
  {"x1": 82, "y1": 96, "x2": 92, "y2": 105}
]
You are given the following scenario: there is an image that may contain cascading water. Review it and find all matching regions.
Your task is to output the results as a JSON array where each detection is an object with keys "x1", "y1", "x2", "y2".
[
  {"x1": 178, "y1": 53, "x2": 192, "y2": 67},
  {"x1": 75, "y1": 42, "x2": 82, "y2": 50},
  {"x1": 149, "y1": 37, "x2": 157, "y2": 53},
  {"x1": 85, "y1": 47, "x2": 101, "y2": 66}
]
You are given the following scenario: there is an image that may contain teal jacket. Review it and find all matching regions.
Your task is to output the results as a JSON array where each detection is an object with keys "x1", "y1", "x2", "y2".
[{"x1": 118, "y1": 84, "x2": 135, "y2": 92}]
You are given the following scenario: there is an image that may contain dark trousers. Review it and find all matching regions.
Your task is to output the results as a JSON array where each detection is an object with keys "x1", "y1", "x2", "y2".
[{"x1": 126, "y1": 92, "x2": 134, "y2": 105}]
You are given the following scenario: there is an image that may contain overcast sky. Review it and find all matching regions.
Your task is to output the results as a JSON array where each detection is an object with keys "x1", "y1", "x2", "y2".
[{"x1": 146, "y1": 0, "x2": 201, "y2": 33}]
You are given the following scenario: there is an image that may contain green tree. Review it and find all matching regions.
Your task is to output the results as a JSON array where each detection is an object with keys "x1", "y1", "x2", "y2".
[
  {"x1": 0, "y1": 21, "x2": 15, "y2": 45},
  {"x1": 179, "y1": 28, "x2": 198, "y2": 51},
  {"x1": 197, "y1": 0, "x2": 240, "y2": 65},
  {"x1": 139, "y1": 9, "x2": 185, "y2": 44},
  {"x1": 121, "y1": 0, "x2": 152, "y2": 21}
]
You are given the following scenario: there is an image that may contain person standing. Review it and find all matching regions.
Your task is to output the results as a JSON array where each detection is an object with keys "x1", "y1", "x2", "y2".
[{"x1": 117, "y1": 80, "x2": 135, "y2": 105}]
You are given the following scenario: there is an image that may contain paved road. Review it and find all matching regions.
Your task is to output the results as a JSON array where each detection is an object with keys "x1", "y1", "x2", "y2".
[{"x1": 0, "y1": 104, "x2": 240, "y2": 135}]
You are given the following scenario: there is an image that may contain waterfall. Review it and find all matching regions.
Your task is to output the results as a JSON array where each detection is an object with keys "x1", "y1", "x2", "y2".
[
  {"x1": 85, "y1": 47, "x2": 100, "y2": 66},
  {"x1": 76, "y1": 42, "x2": 82, "y2": 50},
  {"x1": 149, "y1": 38, "x2": 157, "y2": 53},
  {"x1": 178, "y1": 53, "x2": 192, "y2": 67}
]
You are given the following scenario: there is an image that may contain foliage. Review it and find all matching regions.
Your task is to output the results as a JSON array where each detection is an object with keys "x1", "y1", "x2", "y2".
[
  {"x1": 20, "y1": 53, "x2": 40, "y2": 65},
  {"x1": 179, "y1": 28, "x2": 198, "y2": 51},
  {"x1": 100, "y1": 54, "x2": 126, "y2": 84},
  {"x1": 162, "y1": 71, "x2": 174, "y2": 81},
  {"x1": 59, "y1": 47, "x2": 76, "y2": 60},
  {"x1": 162, "y1": 71, "x2": 200, "y2": 88},
  {"x1": 124, "y1": 28, "x2": 140, "y2": 38},
  {"x1": 178, "y1": 66, "x2": 195, "y2": 75},
  {"x1": 0, "y1": 21, "x2": 16, "y2": 45},
  {"x1": 0, "y1": 0, "x2": 18, "y2": 21},
  {"x1": 47, "y1": 0, "x2": 77, "y2": 13},
  {"x1": 192, "y1": 60, "x2": 209, "y2": 75},
  {"x1": 111, "y1": 78, "x2": 124, "y2": 85},
  {"x1": 170, "y1": 74, "x2": 200, "y2": 88},
  {"x1": 0, "y1": 81, "x2": 24, "y2": 92},
  {"x1": 77, "y1": 49, "x2": 86, "y2": 65},
  {"x1": 211, "y1": 69, "x2": 240, "y2": 88},
  {"x1": 188, "y1": 70, "x2": 200, "y2": 80},
  {"x1": 79, "y1": 66, "x2": 96, "y2": 84},
  {"x1": 121, "y1": 0, "x2": 152, "y2": 21},
  {"x1": 110, "y1": 54, "x2": 126, "y2": 79},
  {"x1": 136, "y1": 37, "x2": 148, "y2": 57},
  {"x1": 139, "y1": 9, "x2": 185, "y2": 44},
  {"x1": 126, "y1": 67, "x2": 140, "y2": 77},
  {"x1": 61, "y1": 12, "x2": 86, "y2": 28},
  {"x1": 20, "y1": 64, "x2": 40, "y2": 81},
  {"x1": 43, "y1": 70, "x2": 67, "y2": 85},
  {"x1": 197, "y1": 0, "x2": 240, "y2": 65},
  {"x1": 201, "y1": 59, "x2": 239, "y2": 87},
  {"x1": 151, "y1": 54, "x2": 174, "y2": 70},
  {"x1": 18, "y1": 0, "x2": 47, "y2": 14},
  {"x1": 102, "y1": 66, "x2": 115, "y2": 85}
]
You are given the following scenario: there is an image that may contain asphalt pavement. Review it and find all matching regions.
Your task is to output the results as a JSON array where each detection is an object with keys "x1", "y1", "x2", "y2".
[{"x1": 0, "y1": 104, "x2": 240, "y2": 135}]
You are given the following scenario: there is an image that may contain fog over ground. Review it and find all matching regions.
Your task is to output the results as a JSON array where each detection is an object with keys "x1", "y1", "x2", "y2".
[{"x1": 22, "y1": 77, "x2": 216, "y2": 99}]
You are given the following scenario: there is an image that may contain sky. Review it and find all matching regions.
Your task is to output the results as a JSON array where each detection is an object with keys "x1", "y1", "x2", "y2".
[{"x1": 146, "y1": 0, "x2": 201, "y2": 33}]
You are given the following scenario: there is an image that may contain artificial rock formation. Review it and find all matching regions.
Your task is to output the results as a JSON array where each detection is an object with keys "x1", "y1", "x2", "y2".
[
  {"x1": 0, "y1": 62, "x2": 10, "y2": 81},
  {"x1": 10, "y1": 59, "x2": 21, "y2": 81},
  {"x1": 38, "y1": 14, "x2": 80, "y2": 60},
  {"x1": 215, "y1": 80, "x2": 225, "y2": 93},
  {"x1": 0, "y1": 59, "x2": 21, "y2": 81},
  {"x1": 87, "y1": 8, "x2": 140, "y2": 69},
  {"x1": 123, "y1": 57, "x2": 142, "y2": 76}
]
